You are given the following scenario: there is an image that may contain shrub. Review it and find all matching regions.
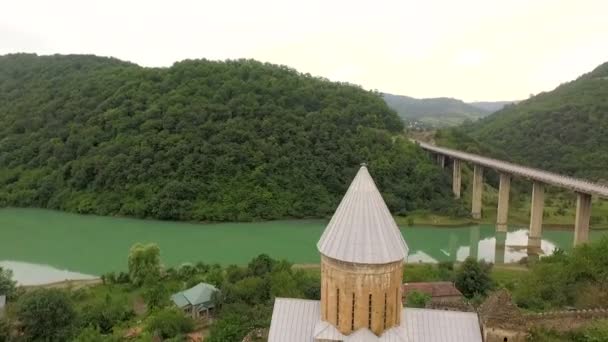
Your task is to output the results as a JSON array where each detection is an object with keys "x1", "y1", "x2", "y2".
[
  {"x1": 80, "y1": 296, "x2": 135, "y2": 333},
  {"x1": 146, "y1": 308, "x2": 194, "y2": 339},
  {"x1": 405, "y1": 290, "x2": 431, "y2": 308},
  {"x1": 454, "y1": 257, "x2": 493, "y2": 298},
  {"x1": 16, "y1": 289, "x2": 77, "y2": 341}
]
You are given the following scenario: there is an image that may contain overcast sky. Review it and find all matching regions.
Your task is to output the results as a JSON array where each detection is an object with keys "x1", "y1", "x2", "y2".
[{"x1": 2, "y1": 0, "x2": 607, "y2": 101}]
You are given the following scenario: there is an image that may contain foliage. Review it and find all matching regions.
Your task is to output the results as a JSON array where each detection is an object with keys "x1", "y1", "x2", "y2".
[
  {"x1": 73, "y1": 326, "x2": 121, "y2": 342},
  {"x1": 143, "y1": 281, "x2": 170, "y2": 309},
  {"x1": 79, "y1": 295, "x2": 135, "y2": 333},
  {"x1": 0, "y1": 317, "x2": 9, "y2": 342},
  {"x1": 206, "y1": 304, "x2": 272, "y2": 342},
  {"x1": 0, "y1": 267, "x2": 16, "y2": 300},
  {"x1": 248, "y1": 254, "x2": 276, "y2": 277},
  {"x1": 444, "y1": 61, "x2": 608, "y2": 181},
  {"x1": 0, "y1": 54, "x2": 459, "y2": 221},
  {"x1": 146, "y1": 307, "x2": 194, "y2": 339},
  {"x1": 514, "y1": 238, "x2": 608, "y2": 310},
  {"x1": 405, "y1": 290, "x2": 431, "y2": 308},
  {"x1": 454, "y1": 257, "x2": 493, "y2": 298},
  {"x1": 16, "y1": 288, "x2": 77, "y2": 341},
  {"x1": 128, "y1": 243, "x2": 161, "y2": 286},
  {"x1": 528, "y1": 320, "x2": 608, "y2": 342}
]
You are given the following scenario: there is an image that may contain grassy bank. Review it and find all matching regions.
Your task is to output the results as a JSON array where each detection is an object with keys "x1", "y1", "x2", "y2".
[{"x1": 397, "y1": 196, "x2": 608, "y2": 229}]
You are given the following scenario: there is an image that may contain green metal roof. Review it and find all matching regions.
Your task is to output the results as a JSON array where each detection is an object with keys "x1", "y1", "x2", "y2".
[{"x1": 171, "y1": 282, "x2": 219, "y2": 308}]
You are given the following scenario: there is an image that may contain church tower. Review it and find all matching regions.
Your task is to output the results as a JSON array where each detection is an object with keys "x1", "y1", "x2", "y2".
[{"x1": 317, "y1": 165, "x2": 408, "y2": 336}]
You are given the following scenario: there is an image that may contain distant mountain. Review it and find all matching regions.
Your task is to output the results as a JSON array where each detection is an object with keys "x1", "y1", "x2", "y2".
[
  {"x1": 445, "y1": 61, "x2": 608, "y2": 181},
  {"x1": 382, "y1": 93, "x2": 513, "y2": 127},
  {"x1": 468, "y1": 101, "x2": 515, "y2": 113}
]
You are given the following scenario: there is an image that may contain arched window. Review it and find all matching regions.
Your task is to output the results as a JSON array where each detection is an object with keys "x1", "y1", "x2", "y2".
[{"x1": 503, "y1": 338, "x2": 508, "y2": 342}]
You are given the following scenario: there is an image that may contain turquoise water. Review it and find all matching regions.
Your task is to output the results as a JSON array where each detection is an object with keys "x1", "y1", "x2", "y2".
[{"x1": 1, "y1": 208, "x2": 606, "y2": 285}]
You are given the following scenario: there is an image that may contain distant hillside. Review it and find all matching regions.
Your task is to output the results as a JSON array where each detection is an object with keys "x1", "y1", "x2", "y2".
[
  {"x1": 469, "y1": 101, "x2": 515, "y2": 113},
  {"x1": 383, "y1": 93, "x2": 511, "y2": 127},
  {"x1": 0, "y1": 54, "x2": 459, "y2": 221},
  {"x1": 449, "y1": 61, "x2": 608, "y2": 181}
]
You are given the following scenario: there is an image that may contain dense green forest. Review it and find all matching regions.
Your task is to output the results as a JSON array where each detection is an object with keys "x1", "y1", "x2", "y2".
[
  {"x1": 442, "y1": 61, "x2": 608, "y2": 181},
  {"x1": 0, "y1": 54, "x2": 459, "y2": 221}
]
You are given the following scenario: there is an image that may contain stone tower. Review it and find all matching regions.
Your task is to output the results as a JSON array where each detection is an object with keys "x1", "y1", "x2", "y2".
[{"x1": 317, "y1": 165, "x2": 408, "y2": 336}]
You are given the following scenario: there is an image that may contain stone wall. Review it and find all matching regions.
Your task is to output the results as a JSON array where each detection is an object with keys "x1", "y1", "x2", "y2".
[
  {"x1": 524, "y1": 308, "x2": 608, "y2": 332},
  {"x1": 320, "y1": 255, "x2": 402, "y2": 336}
]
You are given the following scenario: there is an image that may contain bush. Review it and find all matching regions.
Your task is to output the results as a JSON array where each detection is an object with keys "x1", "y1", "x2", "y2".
[
  {"x1": 0, "y1": 267, "x2": 16, "y2": 300},
  {"x1": 454, "y1": 257, "x2": 493, "y2": 298},
  {"x1": 146, "y1": 308, "x2": 194, "y2": 339},
  {"x1": 73, "y1": 326, "x2": 121, "y2": 342},
  {"x1": 0, "y1": 317, "x2": 10, "y2": 342},
  {"x1": 80, "y1": 296, "x2": 134, "y2": 333},
  {"x1": 405, "y1": 290, "x2": 431, "y2": 308},
  {"x1": 16, "y1": 288, "x2": 77, "y2": 341},
  {"x1": 143, "y1": 282, "x2": 170, "y2": 309}
]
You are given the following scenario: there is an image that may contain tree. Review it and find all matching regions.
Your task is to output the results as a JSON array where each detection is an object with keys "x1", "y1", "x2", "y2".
[
  {"x1": 128, "y1": 243, "x2": 161, "y2": 286},
  {"x1": 248, "y1": 254, "x2": 275, "y2": 277},
  {"x1": 16, "y1": 289, "x2": 76, "y2": 341},
  {"x1": 146, "y1": 308, "x2": 194, "y2": 339},
  {"x1": 0, "y1": 267, "x2": 16, "y2": 300},
  {"x1": 454, "y1": 257, "x2": 493, "y2": 298},
  {"x1": 0, "y1": 54, "x2": 459, "y2": 223},
  {"x1": 143, "y1": 281, "x2": 169, "y2": 309}
]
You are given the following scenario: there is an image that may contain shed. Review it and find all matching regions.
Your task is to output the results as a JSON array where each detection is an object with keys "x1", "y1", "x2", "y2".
[{"x1": 171, "y1": 283, "x2": 219, "y2": 319}]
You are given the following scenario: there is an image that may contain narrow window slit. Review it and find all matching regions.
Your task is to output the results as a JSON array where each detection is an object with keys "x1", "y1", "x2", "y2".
[
  {"x1": 351, "y1": 293, "x2": 355, "y2": 330},
  {"x1": 336, "y1": 289, "x2": 340, "y2": 324},
  {"x1": 368, "y1": 294, "x2": 372, "y2": 329},
  {"x1": 383, "y1": 293, "x2": 387, "y2": 329}
]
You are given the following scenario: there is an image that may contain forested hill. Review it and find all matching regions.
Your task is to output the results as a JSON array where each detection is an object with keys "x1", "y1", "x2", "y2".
[
  {"x1": 382, "y1": 93, "x2": 504, "y2": 127},
  {"x1": 443, "y1": 61, "x2": 608, "y2": 181},
  {"x1": 0, "y1": 54, "x2": 457, "y2": 221}
]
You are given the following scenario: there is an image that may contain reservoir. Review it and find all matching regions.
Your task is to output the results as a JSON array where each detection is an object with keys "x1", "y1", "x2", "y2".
[{"x1": 1, "y1": 208, "x2": 606, "y2": 285}]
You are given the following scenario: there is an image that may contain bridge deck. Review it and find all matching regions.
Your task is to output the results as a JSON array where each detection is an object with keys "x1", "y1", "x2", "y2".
[{"x1": 415, "y1": 141, "x2": 608, "y2": 198}]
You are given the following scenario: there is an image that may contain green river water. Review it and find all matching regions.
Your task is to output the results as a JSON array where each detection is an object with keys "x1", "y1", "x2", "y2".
[{"x1": 1, "y1": 208, "x2": 607, "y2": 285}]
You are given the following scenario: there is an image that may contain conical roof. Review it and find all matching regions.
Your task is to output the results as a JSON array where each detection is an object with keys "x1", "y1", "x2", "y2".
[{"x1": 317, "y1": 165, "x2": 408, "y2": 264}]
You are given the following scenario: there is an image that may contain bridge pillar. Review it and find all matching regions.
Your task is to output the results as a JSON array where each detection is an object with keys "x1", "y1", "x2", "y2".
[
  {"x1": 574, "y1": 192, "x2": 592, "y2": 246},
  {"x1": 469, "y1": 225, "x2": 480, "y2": 260},
  {"x1": 496, "y1": 173, "x2": 511, "y2": 232},
  {"x1": 528, "y1": 182, "x2": 545, "y2": 248},
  {"x1": 494, "y1": 231, "x2": 507, "y2": 265},
  {"x1": 437, "y1": 154, "x2": 446, "y2": 169},
  {"x1": 452, "y1": 159, "x2": 461, "y2": 199},
  {"x1": 471, "y1": 165, "x2": 484, "y2": 219}
]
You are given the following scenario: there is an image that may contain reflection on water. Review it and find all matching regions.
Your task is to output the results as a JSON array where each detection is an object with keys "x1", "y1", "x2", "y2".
[
  {"x1": 406, "y1": 228, "x2": 561, "y2": 264},
  {"x1": 0, "y1": 260, "x2": 96, "y2": 286}
]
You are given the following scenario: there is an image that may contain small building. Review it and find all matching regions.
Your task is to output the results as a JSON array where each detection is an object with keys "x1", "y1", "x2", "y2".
[
  {"x1": 0, "y1": 295, "x2": 5, "y2": 318},
  {"x1": 402, "y1": 281, "x2": 463, "y2": 304},
  {"x1": 171, "y1": 283, "x2": 219, "y2": 319}
]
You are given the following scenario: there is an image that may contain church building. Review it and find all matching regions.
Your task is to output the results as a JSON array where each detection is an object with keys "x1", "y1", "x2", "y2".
[{"x1": 268, "y1": 165, "x2": 483, "y2": 341}]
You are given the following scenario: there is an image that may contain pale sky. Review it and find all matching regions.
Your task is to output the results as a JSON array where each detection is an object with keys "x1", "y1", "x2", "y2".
[{"x1": 2, "y1": 0, "x2": 607, "y2": 101}]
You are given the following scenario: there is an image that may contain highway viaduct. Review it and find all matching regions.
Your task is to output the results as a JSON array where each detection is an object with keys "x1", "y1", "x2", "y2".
[{"x1": 414, "y1": 140, "x2": 608, "y2": 247}]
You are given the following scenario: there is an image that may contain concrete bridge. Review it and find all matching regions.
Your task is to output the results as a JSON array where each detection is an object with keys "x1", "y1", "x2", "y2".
[{"x1": 414, "y1": 140, "x2": 608, "y2": 247}]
